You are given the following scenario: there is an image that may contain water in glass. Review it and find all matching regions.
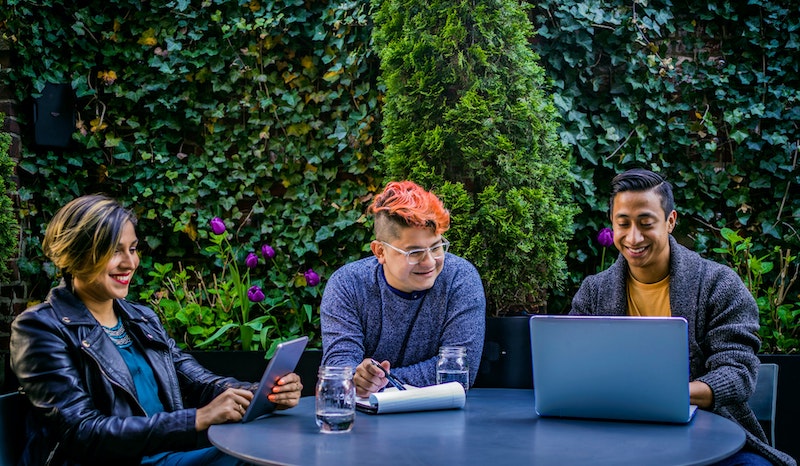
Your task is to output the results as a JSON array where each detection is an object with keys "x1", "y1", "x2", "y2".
[
  {"x1": 315, "y1": 366, "x2": 355, "y2": 433},
  {"x1": 436, "y1": 346, "x2": 469, "y2": 391}
]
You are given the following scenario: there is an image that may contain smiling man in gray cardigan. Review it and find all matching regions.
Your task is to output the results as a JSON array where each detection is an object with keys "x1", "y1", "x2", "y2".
[{"x1": 571, "y1": 168, "x2": 795, "y2": 466}]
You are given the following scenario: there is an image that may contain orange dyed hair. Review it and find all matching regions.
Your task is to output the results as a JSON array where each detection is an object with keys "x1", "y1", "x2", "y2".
[{"x1": 368, "y1": 181, "x2": 450, "y2": 238}]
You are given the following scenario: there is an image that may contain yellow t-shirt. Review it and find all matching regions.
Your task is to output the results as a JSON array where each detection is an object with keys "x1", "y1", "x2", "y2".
[{"x1": 627, "y1": 273, "x2": 671, "y2": 317}]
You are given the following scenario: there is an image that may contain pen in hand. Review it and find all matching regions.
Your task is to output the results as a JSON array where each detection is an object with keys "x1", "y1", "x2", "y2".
[{"x1": 370, "y1": 359, "x2": 407, "y2": 391}]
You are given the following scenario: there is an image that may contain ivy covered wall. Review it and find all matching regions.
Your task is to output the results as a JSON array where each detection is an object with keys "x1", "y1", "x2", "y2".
[
  {"x1": 2, "y1": 0, "x2": 381, "y2": 314},
  {"x1": 2, "y1": 0, "x2": 798, "y2": 351},
  {"x1": 532, "y1": 0, "x2": 800, "y2": 352}
]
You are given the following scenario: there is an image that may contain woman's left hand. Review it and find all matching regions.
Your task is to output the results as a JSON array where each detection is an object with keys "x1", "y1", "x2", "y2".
[{"x1": 269, "y1": 372, "x2": 303, "y2": 409}]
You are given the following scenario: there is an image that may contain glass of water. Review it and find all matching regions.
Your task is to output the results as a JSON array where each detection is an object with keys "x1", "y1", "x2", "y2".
[
  {"x1": 436, "y1": 346, "x2": 469, "y2": 391},
  {"x1": 315, "y1": 366, "x2": 355, "y2": 433}
]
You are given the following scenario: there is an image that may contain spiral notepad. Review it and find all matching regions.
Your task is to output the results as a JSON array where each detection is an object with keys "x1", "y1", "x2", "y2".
[{"x1": 356, "y1": 382, "x2": 466, "y2": 414}]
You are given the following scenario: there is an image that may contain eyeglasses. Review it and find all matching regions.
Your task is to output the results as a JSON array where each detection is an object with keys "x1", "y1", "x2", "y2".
[{"x1": 380, "y1": 239, "x2": 450, "y2": 265}]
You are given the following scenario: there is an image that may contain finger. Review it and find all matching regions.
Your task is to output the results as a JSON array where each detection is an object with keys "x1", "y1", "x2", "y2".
[
  {"x1": 229, "y1": 392, "x2": 252, "y2": 409},
  {"x1": 367, "y1": 361, "x2": 387, "y2": 377},
  {"x1": 360, "y1": 359, "x2": 386, "y2": 378},
  {"x1": 231, "y1": 387, "x2": 255, "y2": 400},
  {"x1": 354, "y1": 364, "x2": 371, "y2": 381},
  {"x1": 271, "y1": 381, "x2": 300, "y2": 393},
  {"x1": 269, "y1": 391, "x2": 301, "y2": 406},
  {"x1": 354, "y1": 372, "x2": 382, "y2": 395},
  {"x1": 269, "y1": 391, "x2": 300, "y2": 403},
  {"x1": 276, "y1": 373, "x2": 301, "y2": 386},
  {"x1": 353, "y1": 371, "x2": 372, "y2": 389},
  {"x1": 231, "y1": 400, "x2": 246, "y2": 417}
]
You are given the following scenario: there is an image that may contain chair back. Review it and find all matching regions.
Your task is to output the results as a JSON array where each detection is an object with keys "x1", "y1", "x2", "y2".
[
  {"x1": 748, "y1": 363, "x2": 779, "y2": 447},
  {"x1": 473, "y1": 316, "x2": 533, "y2": 389},
  {"x1": 0, "y1": 391, "x2": 31, "y2": 466}
]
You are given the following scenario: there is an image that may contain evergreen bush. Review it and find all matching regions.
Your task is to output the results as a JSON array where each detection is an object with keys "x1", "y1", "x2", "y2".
[{"x1": 372, "y1": 0, "x2": 577, "y2": 314}]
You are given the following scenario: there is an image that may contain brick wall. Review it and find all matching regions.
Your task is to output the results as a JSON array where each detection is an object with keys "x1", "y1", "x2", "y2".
[{"x1": 1, "y1": 35, "x2": 24, "y2": 393}]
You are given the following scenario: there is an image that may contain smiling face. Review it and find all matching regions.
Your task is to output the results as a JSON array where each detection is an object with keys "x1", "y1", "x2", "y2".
[
  {"x1": 611, "y1": 189, "x2": 677, "y2": 283},
  {"x1": 73, "y1": 220, "x2": 140, "y2": 310},
  {"x1": 371, "y1": 226, "x2": 445, "y2": 293}
]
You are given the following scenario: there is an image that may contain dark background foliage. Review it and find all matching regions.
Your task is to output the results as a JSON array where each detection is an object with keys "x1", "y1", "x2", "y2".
[
  {"x1": 1, "y1": 0, "x2": 798, "y2": 351},
  {"x1": 0, "y1": 113, "x2": 16, "y2": 282},
  {"x1": 532, "y1": 0, "x2": 800, "y2": 351},
  {"x1": 2, "y1": 0, "x2": 382, "y2": 349}
]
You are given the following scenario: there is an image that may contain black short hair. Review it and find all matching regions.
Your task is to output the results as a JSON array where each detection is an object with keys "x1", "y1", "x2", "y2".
[{"x1": 609, "y1": 169, "x2": 675, "y2": 220}]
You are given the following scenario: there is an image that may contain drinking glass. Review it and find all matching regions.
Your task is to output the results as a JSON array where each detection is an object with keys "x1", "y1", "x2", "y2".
[{"x1": 315, "y1": 366, "x2": 355, "y2": 433}]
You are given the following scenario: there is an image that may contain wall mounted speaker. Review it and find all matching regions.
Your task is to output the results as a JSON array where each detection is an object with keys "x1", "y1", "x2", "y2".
[{"x1": 33, "y1": 83, "x2": 75, "y2": 148}]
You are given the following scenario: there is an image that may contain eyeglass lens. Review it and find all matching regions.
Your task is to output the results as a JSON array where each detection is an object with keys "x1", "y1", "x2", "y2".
[{"x1": 406, "y1": 242, "x2": 449, "y2": 264}]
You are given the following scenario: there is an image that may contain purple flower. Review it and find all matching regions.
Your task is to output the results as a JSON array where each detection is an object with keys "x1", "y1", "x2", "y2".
[
  {"x1": 245, "y1": 252, "x2": 259, "y2": 269},
  {"x1": 210, "y1": 217, "x2": 226, "y2": 235},
  {"x1": 597, "y1": 227, "x2": 614, "y2": 247},
  {"x1": 247, "y1": 285, "x2": 265, "y2": 303},
  {"x1": 261, "y1": 244, "x2": 276, "y2": 259},
  {"x1": 304, "y1": 268, "x2": 320, "y2": 287}
]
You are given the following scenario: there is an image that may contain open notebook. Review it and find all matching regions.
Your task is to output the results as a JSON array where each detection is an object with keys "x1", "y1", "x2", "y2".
[
  {"x1": 356, "y1": 382, "x2": 466, "y2": 414},
  {"x1": 529, "y1": 315, "x2": 698, "y2": 424}
]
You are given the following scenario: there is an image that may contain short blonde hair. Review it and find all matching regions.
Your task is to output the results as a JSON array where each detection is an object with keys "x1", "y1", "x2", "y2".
[{"x1": 42, "y1": 194, "x2": 137, "y2": 282}]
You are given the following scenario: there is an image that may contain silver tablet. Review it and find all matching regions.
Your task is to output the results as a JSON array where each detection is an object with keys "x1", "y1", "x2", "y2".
[{"x1": 241, "y1": 336, "x2": 309, "y2": 423}]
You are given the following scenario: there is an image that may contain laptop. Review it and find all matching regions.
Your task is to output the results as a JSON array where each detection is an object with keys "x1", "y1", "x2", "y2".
[
  {"x1": 241, "y1": 336, "x2": 308, "y2": 423},
  {"x1": 529, "y1": 315, "x2": 698, "y2": 423}
]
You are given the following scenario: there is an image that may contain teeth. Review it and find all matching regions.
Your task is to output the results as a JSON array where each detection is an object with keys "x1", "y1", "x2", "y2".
[{"x1": 629, "y1": 247, "x2": 646, "y2": 253}]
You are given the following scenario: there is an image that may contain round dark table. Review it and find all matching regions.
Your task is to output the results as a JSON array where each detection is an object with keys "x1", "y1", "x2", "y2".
[{"x1": 208, "y1": 388, "x2": 745, "y2": 466}]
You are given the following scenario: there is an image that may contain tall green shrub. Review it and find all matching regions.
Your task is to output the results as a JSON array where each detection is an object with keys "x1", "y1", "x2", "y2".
[
  {"x1": 373, "y1": 0, "x2": 577, "y2": 314},
  {"x1": 532, "y1": 0, "x2": 800, "y2": 322},
  {"x1": 0, "y1": 114, "x2": 18, "y2": 282},
  {"x1": 2, "y1": 1, "x2": 381, "y2": 341}
]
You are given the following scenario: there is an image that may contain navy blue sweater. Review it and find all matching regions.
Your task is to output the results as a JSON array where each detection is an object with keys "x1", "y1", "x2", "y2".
[{"x1": 321, "y1": 253, "x2": 486, "y2": 388}]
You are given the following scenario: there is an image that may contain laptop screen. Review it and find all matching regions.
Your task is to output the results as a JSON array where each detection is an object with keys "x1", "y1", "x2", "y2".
[{"x1": 529, "y1": 315, "x2": 696, "y2": 423}]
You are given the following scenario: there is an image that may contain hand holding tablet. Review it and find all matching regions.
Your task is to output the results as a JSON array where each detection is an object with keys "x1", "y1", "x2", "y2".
[{"x1": 241, "y1": 336, "x2": 309, "y2": 423}]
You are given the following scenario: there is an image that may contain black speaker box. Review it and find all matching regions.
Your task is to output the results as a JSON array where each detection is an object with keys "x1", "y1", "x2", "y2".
[{"x1": 33, "y1": 83, "x2": 75, "y2": 148}]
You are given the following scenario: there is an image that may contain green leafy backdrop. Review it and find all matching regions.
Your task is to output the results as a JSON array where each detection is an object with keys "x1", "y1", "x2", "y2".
[
  {"x1": 532, "y1": 0, "x2": 799, "y2": 352},
  {"x1": 0, "y1": 113, "x2": 17, "y2": 282},
  {"x1": 2, "y1": 0, "x2": 382, "y2": 349},
  {"x1": 2, "y1": 0, "x2": 798, "y2": 352}
]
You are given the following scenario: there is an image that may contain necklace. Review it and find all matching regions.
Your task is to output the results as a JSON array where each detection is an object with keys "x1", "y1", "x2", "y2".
[{"x1": 102, "y1": 319, "x2": 132, "y2": 348}]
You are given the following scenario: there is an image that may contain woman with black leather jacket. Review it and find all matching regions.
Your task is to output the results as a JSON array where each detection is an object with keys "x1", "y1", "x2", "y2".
[{"x1": 10, "y1": 194, "x2": 303, "y2": 466}]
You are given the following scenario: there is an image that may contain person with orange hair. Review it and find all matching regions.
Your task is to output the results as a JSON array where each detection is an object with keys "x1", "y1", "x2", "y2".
[{"x1": 321, "y1": 181, "x2": 486, "y2": 396}]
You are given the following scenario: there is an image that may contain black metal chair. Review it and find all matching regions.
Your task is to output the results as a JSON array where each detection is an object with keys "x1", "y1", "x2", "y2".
[
  {"x1": 0, "y1": 390, "x2": 31, "y2": 466},
  {"x1": 473, "y1": 316, "x2": 533, "y2": 389}
]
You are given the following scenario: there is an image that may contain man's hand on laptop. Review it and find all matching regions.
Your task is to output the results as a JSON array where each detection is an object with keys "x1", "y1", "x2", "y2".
[{"x1": 689, "y1": 381, "x2": 713, "y2": 409}]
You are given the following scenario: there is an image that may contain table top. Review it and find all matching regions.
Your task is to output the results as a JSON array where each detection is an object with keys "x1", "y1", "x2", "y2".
[{"x1": 208, "y1": 388, "x2": 745, "y2": 466}]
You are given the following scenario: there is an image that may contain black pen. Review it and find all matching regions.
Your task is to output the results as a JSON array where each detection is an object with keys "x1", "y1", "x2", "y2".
[{"x1": 370, "y1": 359, "x2": 407, "y2": 391}]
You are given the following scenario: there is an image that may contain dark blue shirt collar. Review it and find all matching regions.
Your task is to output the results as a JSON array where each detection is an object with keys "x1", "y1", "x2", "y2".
[{"x1": 379, "y1": 266, "x2": 429, "y2": 300}]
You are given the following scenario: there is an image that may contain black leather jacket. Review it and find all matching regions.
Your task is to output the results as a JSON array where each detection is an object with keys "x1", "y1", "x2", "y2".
[{"x1": 10, "y1": 285, "x2": 252, "y2": 466}]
